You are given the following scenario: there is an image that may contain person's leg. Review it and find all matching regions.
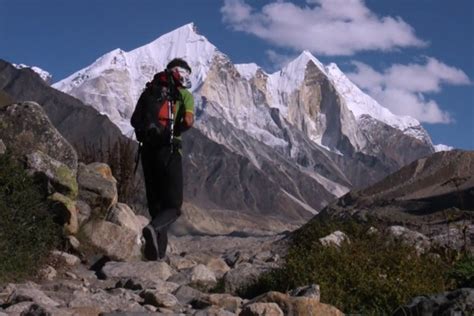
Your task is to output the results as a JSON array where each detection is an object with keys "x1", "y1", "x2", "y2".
[
  {"x1": 150, "y1": 148, "x2": 183, "y2": 258},
  {"x1": 141, "y1": 145, "x2": 165, "y2": 261}
]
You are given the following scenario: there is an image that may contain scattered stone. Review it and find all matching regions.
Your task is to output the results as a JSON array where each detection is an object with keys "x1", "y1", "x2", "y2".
[
  {"x1": 169, "y1": 255, "x2": 197, "y2": 271},
  {"x1": 189, "y1": 264, "x2": 217, "y2": 289},
  {"x1": 38, "y1": 265, "x2": 57, "y2": 281},
  {"x1": 173, "y1": 285, "x2": 205, "y2": 305},
  {"x1": 240, "y1": 302, "x2": 283, "y2": 316},
  {"x1": 68, "y1": 288, "x2": 146, "y2": 313},
  {"x1": 319, "y1": 231, "x2": 349, "y2": 247},
  {"x1": 4, "y1": 301, "x2": 35, "y2": 313},
  {"x1": 66, "y1": 235, "x2": 81, "y2": 251},
  {"x1": 26, "y1": 150, "x2": 78, "y2": 199},
  {"x1": 206, "y1": 257, "x2": 231, "y2": 279},
  {"x1": 115, "y1": 278, "x2": 179, "y2": 293},
  {"x1": 223, "y1": 251, "x2": 250, "y2": 268},
  {"x1": 388, "y1": 225, "x2": 431, "y2": 253},
  {"x1": 194, "y1": 306, "x2": 236, "y2": 316},
  {"x1": 65, "y1": 272, "x2": 78, "y2": 280},
  {"x1": 367, "y1": 226, "x2": 379, "y2": 235},
  {"x1": 393, "y1": 288, "x2": 474, "y2": 316},
  {"x1": 5, "y1": 283, "x2": 60, "y2": 308},
  {"x1": 102, "y1": 261, "x2": 173, "y2": 281},
  {"x1": 48, "y1": 192, "x2": 79, "y2": 234},
  {"x1": 77, "y1": 162, "x2": 118, "y2": 216},
  {"x1": 141, "y1": 290, "x2": 179, "y2": 308},
  {"x1": 51, "y1": 250, "x2": 81, "y2": 266},
  {"x1": 223, "y1": 263, "x2": 269, "y2": 294},
  {"x1": 289, "y1": 284, "x2": 320, "y2": 301},
  {"x1": 204, "y1": 293, "x2": 244, "y2": 313},
  {"x1": 247, "y1": 291, "x2": 343, "y2": 316},
  {"x1": 431, "y1": 225, "x2": 473, "y2": 251},
  {"x1": 80, "y1": 220, "x2": 141, "y2": 261},
  {"x1": 251, "y1": 251, "x2": 278, "y2": 264}
]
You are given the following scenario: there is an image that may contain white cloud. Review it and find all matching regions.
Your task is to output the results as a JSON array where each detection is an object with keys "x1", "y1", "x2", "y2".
[
  {"x1": 221, "y1": 0, "x2": 426, "y2": 56},
  {"x1": 265, "y1": 50, "x2": 296, "y2": 70},
  {"x1": 346, "y1": 58, "x2": 471, "y2": 124}
]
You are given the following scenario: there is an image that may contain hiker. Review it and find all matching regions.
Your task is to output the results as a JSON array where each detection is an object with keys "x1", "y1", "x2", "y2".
[{"x1": 130, "y1": 58, "x2": 194, "y2": 261}]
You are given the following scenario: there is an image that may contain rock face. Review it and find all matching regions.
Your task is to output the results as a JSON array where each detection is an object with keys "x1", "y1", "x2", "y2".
[
  {"x1": 0, "y1": 101, "x2": 77, "y2": 171},
  {"x1": 0, "y1": 60, "x2": 126, "y2": 150},
  {"x1": 316, "y1": 150, "x2": 474, "y2": 238}
]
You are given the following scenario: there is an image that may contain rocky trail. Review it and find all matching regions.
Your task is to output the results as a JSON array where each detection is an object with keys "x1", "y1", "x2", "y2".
[{"x1": 0, "y1": 233, "x2": 344, "y2": 315}]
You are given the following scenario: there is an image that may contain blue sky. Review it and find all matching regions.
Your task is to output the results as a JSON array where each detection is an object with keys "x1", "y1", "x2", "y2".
[{"x1": 1, "y1": 0, "x2": 472, "y2": 149}]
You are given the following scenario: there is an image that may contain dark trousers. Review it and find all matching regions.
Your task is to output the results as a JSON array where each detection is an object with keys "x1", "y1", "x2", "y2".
[{"x1": 141, "y1": 143, "x2": 183, "y2": 256}]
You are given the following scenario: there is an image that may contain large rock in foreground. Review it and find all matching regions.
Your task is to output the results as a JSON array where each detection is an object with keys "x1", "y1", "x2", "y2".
[{"x1": 0, "y1": 101, "x2": 77, "y2": 172}]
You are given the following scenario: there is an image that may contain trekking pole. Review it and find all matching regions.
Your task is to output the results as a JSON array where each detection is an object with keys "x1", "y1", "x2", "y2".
[{"x1": 166, "y1": 71, "x2": 176, "y2": 154}]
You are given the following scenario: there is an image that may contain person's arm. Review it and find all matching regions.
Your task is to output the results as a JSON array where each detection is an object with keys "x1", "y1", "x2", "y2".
[{"x1": 178, "y1": 89, "x2": 194, "y2": 133}]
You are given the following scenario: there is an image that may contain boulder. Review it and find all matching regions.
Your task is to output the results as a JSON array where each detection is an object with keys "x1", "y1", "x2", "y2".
[
  {"x1": 388, "y1": 226, "x2": 431, "y2": 253},
  {"x1": 0, "y1": 102, "x2": 77, "y2": 171},
  {"x1": 26, "y1": 150, "x2": 78, "y2": 198},
  {"x1": 102, "y1": 261, "x2": 173, "y2": 281},
  {"x1": 431, "y1": 225, "x2": 473, "y2": 252},
  {"x1": 48, "y1": 192, "x2": 79, "y2": 234},
  {"x1": 189, "y1": 264, "x2": 217, "y2": 289},
  {"x1": 77, "y1": 162, "x2": 118, "y2": 215},
  {"x1": 106, "y1": 203, "x2": 142, "y2": 234},
  {"x1": 206, "y1": 257, "x2": 231, "y2": 279},
  {"x1": 3, "y1": 283, "x2": 60, "y2": 308},
  {"x1": 319, "y1": 231, "x2": 348, "y2": 247},
  {"x1": 79, "y1": 220, "x2": 140, "y2": 261},
  {"x1": 140, "y1": 290, "x2": 179, "y2": 308},
  {"x1": 240, "y1": 302, "x2": 283, "y2": 316},
  {"x1": 247, "y1": 291, "x2": 344, "y2": 316},
  {"x1": 173, "y1": 285, "x2": 205, "y2": 305},
  {"x1": 76, "y1": 200, "x2": 92, "y2": 226}
]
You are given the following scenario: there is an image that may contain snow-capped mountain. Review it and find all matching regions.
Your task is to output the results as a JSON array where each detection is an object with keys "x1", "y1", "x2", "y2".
[
  {"x1": 13, "y1": 63, "x2": 52, "y2": 83},
  {"x1": 53, "y1": 23, "x2": 434, "y2": 220}
]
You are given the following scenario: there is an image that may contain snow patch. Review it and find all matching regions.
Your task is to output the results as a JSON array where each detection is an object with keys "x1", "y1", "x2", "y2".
[
  {"x1": 13, "y1": 63, "x2": 52, "y2": 83},
  {"x1": 235, "y1": 63, "x2": 259, "y2": 80},
  {"x1": 434, "y1": 144, "x2": 454, "y2": 152}
]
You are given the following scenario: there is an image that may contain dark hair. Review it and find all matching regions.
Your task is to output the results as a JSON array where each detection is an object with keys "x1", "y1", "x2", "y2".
[{"x1": 166, "y1": 58, "x2": 192, "y2": 73}]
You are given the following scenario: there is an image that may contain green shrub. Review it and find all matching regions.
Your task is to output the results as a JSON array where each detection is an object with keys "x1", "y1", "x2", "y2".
[
  {"x1": 243, "y1": 219, "x2": 449, "y2": 315},
  {"x1": 448, "y1": 254, "x2": 474, "y2": 288},
  {"x1": 0, "y1": 152, "x2": 61, "y2": 283}
]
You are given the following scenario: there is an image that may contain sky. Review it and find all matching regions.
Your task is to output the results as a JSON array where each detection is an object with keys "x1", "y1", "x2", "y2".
[{"x1": 1, "y1": 0, "x2": 473, "y2": 150}]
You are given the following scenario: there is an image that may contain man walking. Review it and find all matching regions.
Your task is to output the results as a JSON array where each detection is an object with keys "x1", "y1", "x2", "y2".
[{"x1": 131, "y1": 58, "x2": 194, "y2": 260}]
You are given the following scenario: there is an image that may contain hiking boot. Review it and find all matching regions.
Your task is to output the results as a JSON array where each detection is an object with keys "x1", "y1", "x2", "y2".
[
  {"x1": 156, "y1": 228, "x2": 168, "y2": 260},
  {"x1": 142, "y1": 224, "x2": 158, "y2": 261}
]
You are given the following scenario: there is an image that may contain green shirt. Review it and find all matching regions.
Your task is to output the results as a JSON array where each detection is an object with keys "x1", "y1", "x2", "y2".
[{"x1": 174, "y1": 88, "x2": 194, "y2": 141}]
